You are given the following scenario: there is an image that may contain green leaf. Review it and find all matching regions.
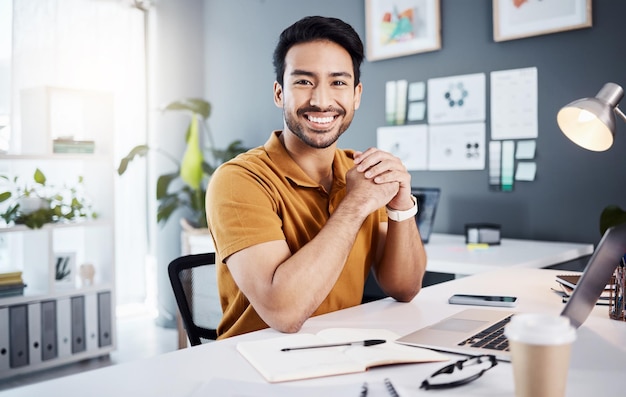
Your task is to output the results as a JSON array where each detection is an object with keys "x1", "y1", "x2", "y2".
[
  {"x1": 156, "y1": 172, "x2": 179, "y2": 200},
  {"x1": 0, "y1": 191, "x2": 11, "y2": 202},
  {"x1": 162, "y1": 98, "x2": 211, "y2": 120},
  {"x1": 34, "y1": 168, "x2": 46, "y2": 185},
  {"x1": 599, "y1": 205, "x2": 626, "y2": 236},
  {"x1": 117, "y1": 145, "x2": 150, "y2": 175},
  {"x1": 180, "y1": 114, "x2": 204, "y2": 190}
]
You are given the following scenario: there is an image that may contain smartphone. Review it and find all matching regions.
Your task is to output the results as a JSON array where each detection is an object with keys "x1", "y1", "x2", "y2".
[{"x1": 448, "y1": 294, "x2": 518, "y2": 307}]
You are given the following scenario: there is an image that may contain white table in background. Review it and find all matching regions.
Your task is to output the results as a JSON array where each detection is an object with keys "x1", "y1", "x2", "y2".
[{"x1": 425, "y1": 233, "x2": 594, "y2": 276}]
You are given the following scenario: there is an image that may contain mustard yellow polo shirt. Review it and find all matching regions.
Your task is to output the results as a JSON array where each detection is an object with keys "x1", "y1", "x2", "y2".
[{"x1": 207, "y1": 131, "x2": 386, "y2": 339}]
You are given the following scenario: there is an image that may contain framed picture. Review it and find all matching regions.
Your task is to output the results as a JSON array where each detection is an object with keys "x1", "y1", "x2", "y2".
[
  {"x1": 54, "y1": 251, "x2": 76, "y2": 288},
  {"x1": 365, "y1": 0, "x2": 441, "y2": 61},
  {"x1": 493, "y1": 0, "x2": 592, "y2": 42}
]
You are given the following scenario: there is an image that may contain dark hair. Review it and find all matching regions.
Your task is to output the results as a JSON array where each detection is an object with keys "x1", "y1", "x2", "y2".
[{"x1": 272, "y1": 16, "x2": 364, "y2": 86}]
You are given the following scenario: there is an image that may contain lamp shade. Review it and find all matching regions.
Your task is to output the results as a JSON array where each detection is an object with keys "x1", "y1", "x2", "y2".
[{"x1": 557, "y1": 82, "x2": 624, "y2": 152}]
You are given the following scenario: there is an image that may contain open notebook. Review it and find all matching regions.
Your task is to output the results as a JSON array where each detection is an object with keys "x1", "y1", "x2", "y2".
[{"x1": 396, "y1": 222, "x2": 626, "y2": 361}]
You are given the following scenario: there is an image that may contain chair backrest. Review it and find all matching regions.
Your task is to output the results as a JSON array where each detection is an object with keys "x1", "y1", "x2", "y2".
[{"x1": 168, "y1": 253, "x2": 219, "y2": 345}]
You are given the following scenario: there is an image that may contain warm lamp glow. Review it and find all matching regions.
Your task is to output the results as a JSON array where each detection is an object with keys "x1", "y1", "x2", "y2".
[{"x1": 557, "y1": 82, "x2": 626, "y2": 152}]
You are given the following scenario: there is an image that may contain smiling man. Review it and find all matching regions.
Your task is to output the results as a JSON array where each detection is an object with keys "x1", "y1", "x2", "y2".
[{"x1": 206, "y1": 16, "x2": 427, "y2": 339}]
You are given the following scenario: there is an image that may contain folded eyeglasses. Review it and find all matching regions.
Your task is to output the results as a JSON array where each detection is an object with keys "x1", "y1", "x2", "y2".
[{"x1": 420, "y1": 354, "x2": 498, "y2": 390}]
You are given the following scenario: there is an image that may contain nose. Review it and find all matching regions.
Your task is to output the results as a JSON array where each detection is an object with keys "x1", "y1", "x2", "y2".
[{"x1": 309, "y1": 84, "x2": 332, "y2": 109}]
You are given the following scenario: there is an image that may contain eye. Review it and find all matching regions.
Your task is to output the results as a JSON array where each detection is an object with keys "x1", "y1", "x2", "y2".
[
  {"x1": 332, "y1": 80, "x2": 348, "y2": 87},
  {"x1": 294, "y1": 79, "x2": 313, "y2": 86}
]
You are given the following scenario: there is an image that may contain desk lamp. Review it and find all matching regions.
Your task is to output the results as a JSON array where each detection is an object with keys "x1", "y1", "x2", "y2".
[
  {"x1": 557, "y1": 82, "x2": 626, "y2": 234},
  {"x1": 557, "y1": 82, "x2": 626, "y2": 151}
]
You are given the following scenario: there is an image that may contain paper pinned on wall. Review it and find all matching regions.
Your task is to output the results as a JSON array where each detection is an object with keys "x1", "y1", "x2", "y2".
[
  {"x1": 515, "y1": 140, "x2": 536, "y2": 159},
  {"x1": 515, "y1": 162, "x2": 537, "y2": 181},
  {"x1": 377, "y1": 125, "x2": 428, "y2": 171},
  {"x1": 427, "y1": 73, "x2": 486, "y2": 125},
  {"x1": 490, "y1": 67, "x2": 538, "y2": 140},
  {"x1": 407, "y1": 102, "x2": 426, "y2": 121},
  {"x1": 408, "y1": 81, "x2": 426, "y2": 101},
  {"x1": 428, "y1": 122, "x2": 485, "y2": 170}
]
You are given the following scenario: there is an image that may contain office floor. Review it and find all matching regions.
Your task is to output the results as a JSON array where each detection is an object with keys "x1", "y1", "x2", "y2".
[{"x1": 0, "y1": 305, "x2": 179, "y2": 393}]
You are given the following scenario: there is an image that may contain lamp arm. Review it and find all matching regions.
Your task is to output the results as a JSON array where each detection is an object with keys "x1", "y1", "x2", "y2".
[{"x1": 615, "y1": 106, "x2": 626, "y2": 124}]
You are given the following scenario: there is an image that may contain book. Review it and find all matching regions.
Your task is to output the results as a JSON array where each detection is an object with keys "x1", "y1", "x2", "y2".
[
  {"x1": 52, "y1": 139, "x2": 95, "y2": 154},
  {"x1": 556, "y1": 274, "x2": 613, "y2": 301},
  {"x1": 236, "y1": 328, "x2": 449, "y2": 383},
  {"x1": 0, "y1": 283, "x2": 26, "y2": 297},
  {"x1": 0, "y1": 271, "x2": 23, "y2": 286}
]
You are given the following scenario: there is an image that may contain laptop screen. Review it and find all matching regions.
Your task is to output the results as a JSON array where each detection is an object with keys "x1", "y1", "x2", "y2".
[{"x1": 411, "y1": 187, "x2": 441, "y2": 244}]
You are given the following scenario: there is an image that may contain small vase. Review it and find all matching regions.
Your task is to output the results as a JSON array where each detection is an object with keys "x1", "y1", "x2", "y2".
[{"x1": 17, "y1": 196, "x2": 49, "y2": 214}]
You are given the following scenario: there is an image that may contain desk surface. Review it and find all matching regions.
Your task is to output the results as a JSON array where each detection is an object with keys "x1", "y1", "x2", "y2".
[
  {"x1": 425, "y1": 233, "x2": 594, "y2": 275},
  {"x1": 10, "y1": 267, "x2": 626, "y2": 397}
]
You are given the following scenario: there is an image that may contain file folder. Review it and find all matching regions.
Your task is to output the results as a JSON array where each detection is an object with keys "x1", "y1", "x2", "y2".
[
  {"x1": 84, "y1": 293, "x2": 99, "y2": 352},
  {"x1": 98, "y1": 291, "x2": 113, "y2": 347},
  {"x1": 9, "y1": 304, "x2": 29, "y2": 368},
  {"x1": 56, "y1": 298, "x2": 72, "y2": 358},
  {"x1": 28, "y1": 303, "x2": 42, "y2": 366},
  {"x1": 41, "y1": 300, "x2": 57, "y2": 361},
  {"x1": 0, "y1": 307, "x2": 9, "y2": 371},
  {"x1": 71, "y1": 296, "x2": 86, "y2": 354}
]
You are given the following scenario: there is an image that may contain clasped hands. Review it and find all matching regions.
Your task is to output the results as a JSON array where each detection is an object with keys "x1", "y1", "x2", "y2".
[{"x1": 347, "y1": 147, "x2": 413, "y2": 214}]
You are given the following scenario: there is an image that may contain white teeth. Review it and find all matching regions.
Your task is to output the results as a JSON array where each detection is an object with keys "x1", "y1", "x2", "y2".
[{"x1": 308, "y1": 115, "x2": 334, "y2": 124}]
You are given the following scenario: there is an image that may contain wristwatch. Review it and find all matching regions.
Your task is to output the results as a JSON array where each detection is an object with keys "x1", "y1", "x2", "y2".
[{"x1": 386, "y1": 195, "x2": 418, "y2": 222}]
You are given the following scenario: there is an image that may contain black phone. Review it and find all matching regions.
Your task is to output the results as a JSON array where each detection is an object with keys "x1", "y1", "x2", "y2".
[{"x1": 448, "y1": 294, "x2": 518, "y2": 307}]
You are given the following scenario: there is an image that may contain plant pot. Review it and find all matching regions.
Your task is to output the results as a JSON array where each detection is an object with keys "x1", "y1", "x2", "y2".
[{"x1": 17, "y1": 196, "x2": 49, "y2": 214}]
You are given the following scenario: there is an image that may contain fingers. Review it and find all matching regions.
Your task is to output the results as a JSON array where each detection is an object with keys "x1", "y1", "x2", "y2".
[{"x1": 354, "y1": 148, "x2": 409, "y2": 185}]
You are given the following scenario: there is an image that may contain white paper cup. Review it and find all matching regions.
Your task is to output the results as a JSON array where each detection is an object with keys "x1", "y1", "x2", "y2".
[{"x1": 504, "y1": 313, "x2": 576, "y2": 397}]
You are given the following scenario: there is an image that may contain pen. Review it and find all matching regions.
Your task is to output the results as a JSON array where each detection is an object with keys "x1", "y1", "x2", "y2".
[
  {"x1": 360, "y1": 382, "x2": 368, "y2": 397},
  {"x1": 384, "y1": 378, "x2": 401, "y2": 397},
  {"x1": 281, "y1": 339, "x2": 386, "y2": 352}
]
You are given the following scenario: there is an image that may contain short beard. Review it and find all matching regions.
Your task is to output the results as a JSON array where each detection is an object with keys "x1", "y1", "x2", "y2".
[{"x1": 284, "y1": 107, "x2": 351, "y2": 149}]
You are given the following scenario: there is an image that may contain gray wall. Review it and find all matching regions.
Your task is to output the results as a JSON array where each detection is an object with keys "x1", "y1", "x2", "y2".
[{"x1": 204, "y1": 0, "x2": 626, "y2": 246}]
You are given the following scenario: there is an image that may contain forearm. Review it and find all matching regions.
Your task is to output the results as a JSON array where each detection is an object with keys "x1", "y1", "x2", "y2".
[
  {"x1": 375, "y1": 219, "x2": 427, "y2": 302},
  {"x1": 255, "y1": 199, "x2": 372, "y2": 332}
]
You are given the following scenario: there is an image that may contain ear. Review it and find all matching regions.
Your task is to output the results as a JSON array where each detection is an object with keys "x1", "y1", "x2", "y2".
[
  {"x1": 353, "y1": 82, "x2": 363, "y2": 110},
  {"x1": 273, "y1": 81, "x2": 284, "y2": 108}
]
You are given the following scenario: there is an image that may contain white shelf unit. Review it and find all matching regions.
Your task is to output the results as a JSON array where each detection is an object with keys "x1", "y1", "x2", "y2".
[{"x1": 0, "y1": 86, "x2": 116, "y2": 379}]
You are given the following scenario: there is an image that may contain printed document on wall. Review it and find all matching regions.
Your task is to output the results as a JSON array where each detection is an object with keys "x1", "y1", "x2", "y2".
[
  {"x1": 490, "y1": 67, "x2": 538, "y2": 140},
  {"x1": 377, "y1": 125, "x2": 428, "y2": 171},
  {"x1": 427, "y1": 73, "x2": 486, "y2": 125},
  {"x1": 428, "y1": 123, "x2": 485, "y2": 170}
]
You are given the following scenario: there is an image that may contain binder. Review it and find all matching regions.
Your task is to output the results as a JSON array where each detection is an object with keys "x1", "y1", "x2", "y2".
[
  {"x1": 56, "y1": 298, "x2": 72, "y2": 358},
  {"x1": 71, "y1": 296, "x2": 86, "y2": 354},
  {"x1": 84, "y1": 293, "x2": 99, "y2": 352},
  {"x1": 9, "y1": 305, "x2": 29, "y2": 368},
  {"x1": 27, "y1": 302, "x2": 42, "y2": 366},
  {"x1": 98, "y1": 291, "x2": 113, "y2": 347},
  {"x1": 41, "y1": 300, "x2": 57, "y2": 361},
  {"x1": 0, "y1": 307, "x2": 9, "y2": 371}
]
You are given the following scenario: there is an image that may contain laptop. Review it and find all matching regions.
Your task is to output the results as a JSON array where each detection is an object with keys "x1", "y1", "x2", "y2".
[
  {"x1": 396, "y1": 222, "x2": 626, "y2": 361},
  {"x1": 412, "y1": 187, "x2": 441, "y2": 243}
]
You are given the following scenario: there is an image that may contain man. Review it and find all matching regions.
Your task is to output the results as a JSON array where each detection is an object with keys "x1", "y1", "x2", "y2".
[{"x1": 206, "y1": 16, "x2": 426, "y2": 339}]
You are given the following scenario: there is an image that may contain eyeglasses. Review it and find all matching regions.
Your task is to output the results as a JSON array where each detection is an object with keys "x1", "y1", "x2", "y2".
[{"x1": 420, "y1": 354, "x2": 498, "y2": 390}]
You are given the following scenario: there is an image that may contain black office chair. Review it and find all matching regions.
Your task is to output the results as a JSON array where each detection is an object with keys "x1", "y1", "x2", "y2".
[{"x1": 168, "y1": 252, "x2": 219, "y2": 346}]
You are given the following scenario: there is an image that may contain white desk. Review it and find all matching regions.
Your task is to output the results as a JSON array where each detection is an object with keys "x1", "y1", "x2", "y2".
[
  {"x1": 425, "y1": 233, "x2": 594, "y2": 275},
  {"x1": 10, "y1": 267, "x2": 626, "y2": 396}
]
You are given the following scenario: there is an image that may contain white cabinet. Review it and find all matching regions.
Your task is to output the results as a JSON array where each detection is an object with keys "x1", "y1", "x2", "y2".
[{"x1": 0, "y1": 86, "x2": 116, "y2": 379}]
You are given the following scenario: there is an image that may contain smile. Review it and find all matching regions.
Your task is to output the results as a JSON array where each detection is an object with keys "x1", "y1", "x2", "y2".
[{"x1": 307, "y1": 115, "x2": 335, "y2": 124}]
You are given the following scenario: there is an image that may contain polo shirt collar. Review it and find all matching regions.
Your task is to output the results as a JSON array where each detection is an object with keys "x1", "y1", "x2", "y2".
[{"x1": 264, "y1": 130, "x2": 347, "y2": 190}]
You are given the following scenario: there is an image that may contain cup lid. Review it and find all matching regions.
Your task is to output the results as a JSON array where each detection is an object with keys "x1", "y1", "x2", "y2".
[{"x1": 504, "y1": 313, "x2": 577, "y2": 345}]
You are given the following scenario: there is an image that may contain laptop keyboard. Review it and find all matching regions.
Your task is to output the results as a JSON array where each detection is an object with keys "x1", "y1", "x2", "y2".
[{"x1": 457, "y1": 315, "x2": 512, "y2": 351}]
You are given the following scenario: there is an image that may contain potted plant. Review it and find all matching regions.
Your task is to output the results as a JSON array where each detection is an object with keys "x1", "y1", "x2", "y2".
[
  {"x1": 0, "y1": 168, "x2": 97, "y2": 229},
  {"x1": 117, "y1": 98, "x2": 246, "y2": 229}
]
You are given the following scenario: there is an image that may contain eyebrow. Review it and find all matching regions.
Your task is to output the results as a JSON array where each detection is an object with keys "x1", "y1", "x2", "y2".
[{"x1": 290, "y1": 69, "x2": 353, "y2": 79}]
